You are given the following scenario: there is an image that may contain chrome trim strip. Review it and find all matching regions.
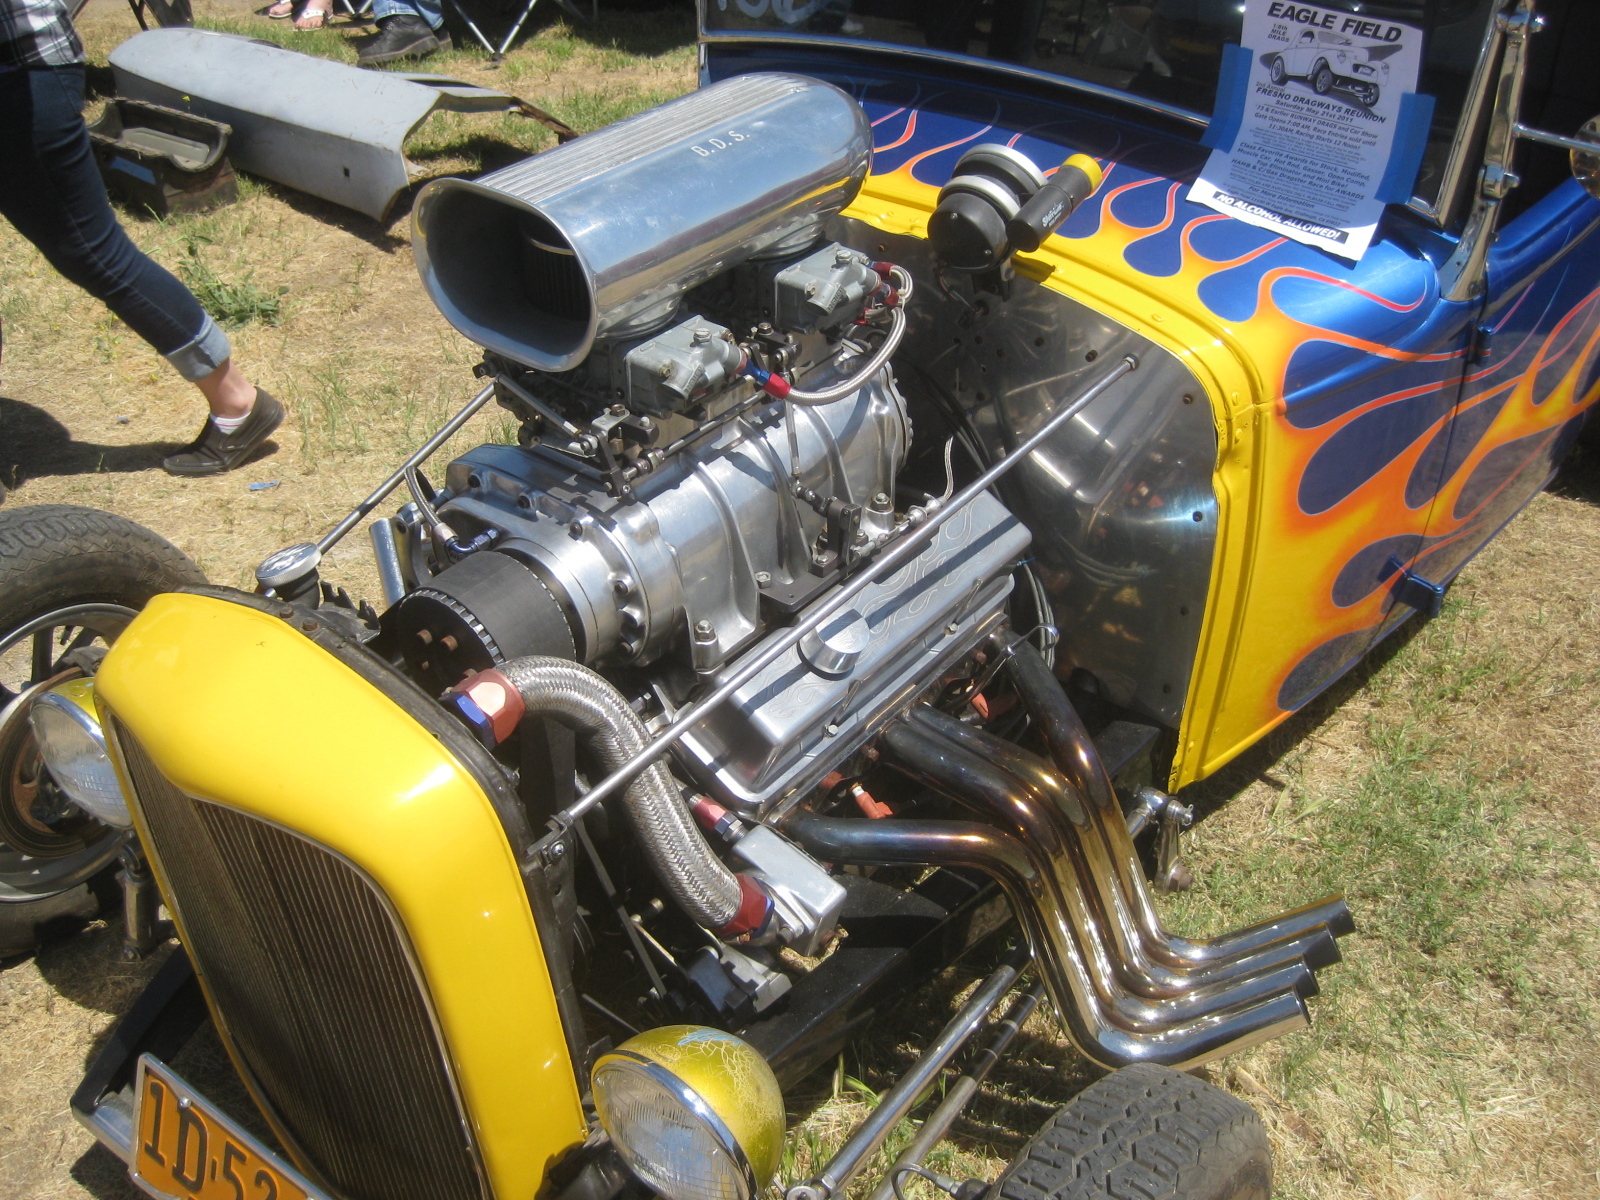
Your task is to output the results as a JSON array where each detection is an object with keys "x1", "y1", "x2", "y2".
[
  {"x1": 597, "y1": 1050, "x2": 760, "y2": 1200},
  {"x1": 698, "y1": 32, "x2": 1210, "y2": 130}
]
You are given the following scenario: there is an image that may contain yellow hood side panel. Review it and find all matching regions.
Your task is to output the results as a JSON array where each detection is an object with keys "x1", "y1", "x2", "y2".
[{"x1": 96, "y1": 593, "x2": 587, "y2": 1198}]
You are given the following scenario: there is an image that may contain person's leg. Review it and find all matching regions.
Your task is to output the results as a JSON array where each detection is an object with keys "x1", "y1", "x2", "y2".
[
  {"x1": 372, "y1": 0, "x2": 440, "y2": 28},
  {"x1": 0, "y1": 66, "x2": 281, "y2": 473},
  {"x1": 360, "y1": 0, "x2": 449, "y2": 64}
]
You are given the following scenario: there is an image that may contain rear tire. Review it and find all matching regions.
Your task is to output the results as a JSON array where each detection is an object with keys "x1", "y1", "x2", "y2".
[
  {"x1": 0, "y1": 505, "x2": 205, "y2": 955},
  {"x1": 993, "y1": 1064, "x2": 1272, "y2": 1200}
]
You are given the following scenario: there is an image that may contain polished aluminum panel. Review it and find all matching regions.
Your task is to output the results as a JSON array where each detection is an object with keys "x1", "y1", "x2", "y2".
[
  {"x1": 831, "y1": 218, "x2": 1218, "y2": 728},
  {"x1": 414, "y1": 73, "x2": 872, "y2": 371}
]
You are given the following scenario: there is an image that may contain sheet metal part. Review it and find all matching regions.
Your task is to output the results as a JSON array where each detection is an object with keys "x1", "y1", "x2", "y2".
[
  {"x1": 832, "y1": 217, "x2": 1218, "y2": 729},
  {"x1": 787, "y1": 949, "x2": 1031, "y2": 1200},
  {"x1": 108, "y1": 29, "x2": 572, "y2": 221},
  {"x1": 413, "y1": 73, "x2": 872, "y2": 371},
  {"x1": 550, "y1": 355, "x2": 1138, "y2": 827}
]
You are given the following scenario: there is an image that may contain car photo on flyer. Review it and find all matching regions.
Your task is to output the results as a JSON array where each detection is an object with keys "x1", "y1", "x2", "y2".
[{"x1": 1188, "y1": 0, "x2": 1429, "y2": 261}]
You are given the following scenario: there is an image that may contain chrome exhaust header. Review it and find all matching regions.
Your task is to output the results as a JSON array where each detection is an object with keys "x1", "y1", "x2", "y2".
[{"x1": 781, "y1": 643, "x2": 1351, "y2": 1070}]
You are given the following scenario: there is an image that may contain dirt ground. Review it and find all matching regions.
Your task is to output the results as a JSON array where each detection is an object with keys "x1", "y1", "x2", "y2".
[{"x1": 2, "y1": 3, "x2": 1599, "y2": 1199}]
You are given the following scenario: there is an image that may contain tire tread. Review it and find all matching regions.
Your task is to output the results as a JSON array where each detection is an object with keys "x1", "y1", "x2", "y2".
[{"x1": 995, "y1": 1064, "x2": 1272, "y2": 1200}]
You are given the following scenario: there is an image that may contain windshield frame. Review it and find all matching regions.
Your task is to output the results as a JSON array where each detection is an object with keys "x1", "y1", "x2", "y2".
[
  {"x1": 697, "y1": 1, "x2": 1506, "y2": 232},
  {"x1": 695, "y1": 23, "x2": 1210, "y2": 131}
]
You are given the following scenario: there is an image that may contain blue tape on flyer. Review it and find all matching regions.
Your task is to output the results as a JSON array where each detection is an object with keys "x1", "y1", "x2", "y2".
[
  {"x1": 1375, "y1": 93, "x2": 1438, "y2": 203},
  {"x1": 1201, "y1": 43, "x2": 1253, "y2": 154}
]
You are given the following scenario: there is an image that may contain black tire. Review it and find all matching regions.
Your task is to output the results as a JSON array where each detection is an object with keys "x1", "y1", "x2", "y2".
[
  {"x1": 1312, "y1": 62, "x2": 1333, "y2": 94},
  {"x1": 993, "y1": 1064, "x2": 1272, "y2": 1200},
  {"x1": 1269, "y1": 56, "x2": 1286, "y2": 85},
  {"x1": 0, "y1": 505, "x2": 205, "y2": 954}
]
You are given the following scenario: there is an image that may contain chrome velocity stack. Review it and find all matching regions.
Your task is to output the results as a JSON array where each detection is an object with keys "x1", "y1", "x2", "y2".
[{"x1": 412, "y1": 73, "x2": 873, "y2": 371}]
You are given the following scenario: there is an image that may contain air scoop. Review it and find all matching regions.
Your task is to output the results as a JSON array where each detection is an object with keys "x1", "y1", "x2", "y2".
[{"x1": 412, "y1": 73, "x2": 873, "y2": 372}]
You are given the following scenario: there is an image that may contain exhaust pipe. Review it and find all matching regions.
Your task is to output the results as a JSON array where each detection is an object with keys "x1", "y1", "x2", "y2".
[
  {"x1": 907, "y1": 707, "x2": 1344, "y2": 989},
  {"x1": 782, "y1": 809, "x2": 1309, "y2": 1070},
  {"x1": 879, "y1": 721, "x2": 1319, "y2": 1030},
  {"x1": 1000, "y1": 640, "x2": 1355, "y2": 968},
  {"x1": 782, "y1": 641, "x2": 1352, "y2": 1069}
]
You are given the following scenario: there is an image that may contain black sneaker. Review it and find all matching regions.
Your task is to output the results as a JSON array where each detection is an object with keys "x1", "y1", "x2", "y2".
[
  {"x1": 163, "y1": 389, "x2": 284, "y2": 477},
  {"x1": 357, "y1": 14, "x2": 450, "y2": 66}
]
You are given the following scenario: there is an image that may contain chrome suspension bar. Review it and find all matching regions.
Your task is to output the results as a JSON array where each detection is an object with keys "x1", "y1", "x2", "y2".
[
  {"x1": 865, "y1": 983, "x2": 1047, "y2": 1200},
  {"x1": 553, "y1": 355, "x2": 1139, "y2": 827},
  {"x1": 316, "y1": 383, "x2": 497, "y2": 555},
  {"x1": 787, "y1": 949, "x2": 1032, "y2": 1200}
]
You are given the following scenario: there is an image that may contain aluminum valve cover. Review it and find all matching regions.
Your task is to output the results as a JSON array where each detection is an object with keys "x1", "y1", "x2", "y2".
[{"x1": 674, "y1": 491, "x2": 1029, "y2": 815}]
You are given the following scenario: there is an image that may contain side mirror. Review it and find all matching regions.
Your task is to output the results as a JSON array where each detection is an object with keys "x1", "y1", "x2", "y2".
[{"x1": 1513, "y1": 115, "x2": 1600, "y2": 200}]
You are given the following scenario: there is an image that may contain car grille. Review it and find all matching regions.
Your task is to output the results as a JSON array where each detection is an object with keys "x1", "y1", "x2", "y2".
[{"x1": 110, "y1": 716, "x2": 486, "y2": 1200}]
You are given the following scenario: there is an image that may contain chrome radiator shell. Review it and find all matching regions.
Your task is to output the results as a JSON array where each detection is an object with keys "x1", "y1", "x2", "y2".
[{"x1": 413, "y1": 73, "x2": 872, "y2": 372}]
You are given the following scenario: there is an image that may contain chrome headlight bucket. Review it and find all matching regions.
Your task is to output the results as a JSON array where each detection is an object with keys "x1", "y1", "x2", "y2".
[
  {"x1": 28, "y1": 678, "x2": 131, "y2": 828},
  {"x1": 592, "y1": 1026, "x2": 784, "y2": 1200}
]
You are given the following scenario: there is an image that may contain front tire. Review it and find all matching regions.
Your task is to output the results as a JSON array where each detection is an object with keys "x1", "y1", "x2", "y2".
[
  {"x1": 1312, "y1": 62, "x2": 1334, "y2": 94},
  {"x1": 0, "y1": 505, "x2": 205, "y2": 955},
  {"x1": 993, "y1": 1064, "x2": 1272, "y2": 1200}
]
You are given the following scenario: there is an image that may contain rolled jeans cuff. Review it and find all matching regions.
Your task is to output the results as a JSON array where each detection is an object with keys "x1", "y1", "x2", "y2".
[
  {"x1": 164, "y1": 315, "x2": 231, "y2": 382},
  {"x1": 373, "y1": 0, "x2": 443, "y2": 27}
]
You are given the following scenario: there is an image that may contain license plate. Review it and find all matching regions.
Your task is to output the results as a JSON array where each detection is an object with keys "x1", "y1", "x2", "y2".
[{"x1": 132, "y1": 1055, "x2": 329, "y2": 1200}]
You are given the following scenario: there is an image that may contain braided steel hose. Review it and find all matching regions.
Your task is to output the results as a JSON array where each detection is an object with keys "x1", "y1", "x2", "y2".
[{"x1": 495, "y1": 657, "x2": 744, "y2": 929}]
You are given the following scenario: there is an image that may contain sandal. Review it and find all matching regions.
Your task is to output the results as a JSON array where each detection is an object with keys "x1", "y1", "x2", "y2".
[
  {"x1": 265, "y1": 0, "x2": 295, "y2": 16},
  {"x1": 293, "y1": 1, "x2": 331, "y2": 29}
]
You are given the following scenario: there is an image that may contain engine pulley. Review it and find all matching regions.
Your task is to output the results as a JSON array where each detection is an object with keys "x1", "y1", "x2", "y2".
[{"x1": 384, "y1": 549, "x2": 574, "y2": 693}]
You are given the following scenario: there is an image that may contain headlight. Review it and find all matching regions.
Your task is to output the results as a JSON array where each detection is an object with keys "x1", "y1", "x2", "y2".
[
  {"x1": 28, "y1": 679, "x2": 131, "y2": 828},
  {"x1": 592, "y1": 1026, "x2": 784, "y2": 1200}
]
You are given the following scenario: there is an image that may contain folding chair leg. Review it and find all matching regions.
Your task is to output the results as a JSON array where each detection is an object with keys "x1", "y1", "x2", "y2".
[
  {"x1": 496, "y1": 0, "x2": 541, "y2": 57},
  {"x1": 445, "y1": 0, "x2": 501, "y2": 57}
]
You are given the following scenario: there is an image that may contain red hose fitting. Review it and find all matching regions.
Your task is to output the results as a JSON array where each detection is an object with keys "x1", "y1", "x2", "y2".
[
  {"x1": 716, "y1": 874, "x2": 773, "y2": 939},
  {"x1": 444, "y1": 668, "x2": 525, "y2": 749},
  {"x1": 691, "y1": 796, "x2": 745, "y2": 843},
  {"x1": 850, "y1": 783, "x2": 893, "y2": 820}
]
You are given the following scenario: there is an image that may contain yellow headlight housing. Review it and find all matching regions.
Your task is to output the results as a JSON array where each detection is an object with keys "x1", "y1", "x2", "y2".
[{"x1": 592, "y1": 1026, "x2": 784, "y2": 1200}]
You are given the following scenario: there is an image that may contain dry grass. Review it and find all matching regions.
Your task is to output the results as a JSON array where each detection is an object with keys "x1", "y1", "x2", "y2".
[{"x1": 3, "y1": 3, "x2": 1600, "y2": 1198}]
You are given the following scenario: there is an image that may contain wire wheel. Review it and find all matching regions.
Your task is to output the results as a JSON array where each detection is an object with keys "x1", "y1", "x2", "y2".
[{"x1": 0, "y1": 505, "x2": 204, "y2": 953}]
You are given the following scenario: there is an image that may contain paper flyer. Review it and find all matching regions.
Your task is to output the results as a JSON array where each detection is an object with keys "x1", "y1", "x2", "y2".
[{"x1": 1188, "y1": 1, "x2": 1426, "y2": 262}]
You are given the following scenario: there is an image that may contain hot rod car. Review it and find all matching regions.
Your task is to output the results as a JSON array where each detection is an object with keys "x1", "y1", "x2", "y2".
[
  {"x1": 1, "y1": 1, "x2": 1596, "y2": 1198},
  {"x1": 1268, "y1": 28, "x2": 1390, "y2": 107}
]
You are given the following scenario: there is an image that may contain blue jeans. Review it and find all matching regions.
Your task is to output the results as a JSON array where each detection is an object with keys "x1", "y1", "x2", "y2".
[
  {"x1": 0, "y1": 64, "x2": 229, "y2": 382},
  {"x1": 373, "y1": 0, "x2": 441, "y2": 29}
]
